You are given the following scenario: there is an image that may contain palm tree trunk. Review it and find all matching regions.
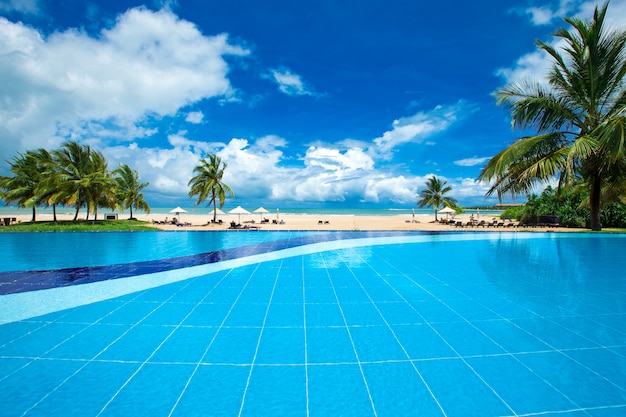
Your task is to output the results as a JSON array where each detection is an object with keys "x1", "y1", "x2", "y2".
[
  {"x1": 73, "y1": 205, "x2": 79, "y2": 222},
  {"x1": 129, "y1": 206, "x2": 134, "y2": 220},
  {"x1": 589, "y1": 174, "x2": 602, "y2": 231},
  {"x1": 52, "y1": 204, "x2": 57, "y2": 222},
  {"x1": 212, "y1": 190, "x2": 217, "y2": 223},
  {"x1": 31, "y1": 206, "x2": 36, "y2": 223}
]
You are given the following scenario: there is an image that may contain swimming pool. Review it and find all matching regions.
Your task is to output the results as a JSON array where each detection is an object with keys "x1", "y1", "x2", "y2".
[{"x1": 1, "y1": 231, "x2": 625, "y2": 416}]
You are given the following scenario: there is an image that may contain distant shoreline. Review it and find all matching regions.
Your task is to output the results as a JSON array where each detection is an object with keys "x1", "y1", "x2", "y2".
[
  {"x1": 0, "y1": 210, "x2": 584, "y2": 233},
  {"x1": 0, "y1": 205, "x2": 504, "y2": 218}
]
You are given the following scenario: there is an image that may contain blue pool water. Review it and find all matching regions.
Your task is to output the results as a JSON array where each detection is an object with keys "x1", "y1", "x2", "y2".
[{"x1": 0, "y1": 231, "x2": 625, "y2": 416}]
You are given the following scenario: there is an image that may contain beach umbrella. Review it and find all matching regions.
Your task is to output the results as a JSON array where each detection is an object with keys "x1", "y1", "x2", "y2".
[
  {"x1": 229, "y1": 206, "x2": 250, "y2": 224},
  {"x1": 438, "y1": 206, "x2": 456, "y2": 219},
  {"x1": 254, "y1": 207, "x2": 269, "y2": 221},
  {"x1": 210, "y1": 207, "x2": 225, "y2": 221},
  {"x1": 169, "y1": 206, "x2": 187, "y2": 217},
  {"x1": 276, "y1": 208, "x2": 280, "y2": 221}
]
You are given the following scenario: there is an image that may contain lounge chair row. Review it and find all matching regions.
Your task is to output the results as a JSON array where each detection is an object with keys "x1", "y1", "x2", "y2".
[
  {"x1": 448, "y1": 220, "x2": 562, "y2": 228},
  {"x1": 229, "y1": 221, "x2": 261, "y2": 230}
]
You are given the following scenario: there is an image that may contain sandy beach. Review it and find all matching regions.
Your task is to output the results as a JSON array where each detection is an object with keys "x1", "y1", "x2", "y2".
[{"x1": 2, "y1": 211, "x2": 579, "y2": 232}]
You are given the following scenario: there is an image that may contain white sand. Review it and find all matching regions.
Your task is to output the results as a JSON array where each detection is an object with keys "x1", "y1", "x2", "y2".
[{"x1": 1, "y1": 211, "x2": 580, "y2": 232}]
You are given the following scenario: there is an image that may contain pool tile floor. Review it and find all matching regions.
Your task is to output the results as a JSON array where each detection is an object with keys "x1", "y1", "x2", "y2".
[{"x1": 1, "y1": 234, "x2": 625, "y2": 416}]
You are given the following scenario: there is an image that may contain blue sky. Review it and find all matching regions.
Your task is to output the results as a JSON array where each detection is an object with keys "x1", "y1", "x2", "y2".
[{"x1": 1, "y1": 0, "x2": 625, "y2": 209}]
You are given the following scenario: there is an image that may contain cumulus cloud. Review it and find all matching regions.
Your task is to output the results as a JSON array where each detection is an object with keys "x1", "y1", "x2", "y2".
[
  {"x1": 265, "y1": 66, "x2": 317, "y2": 96},
  {"x1": 305, "y1": 146, "x2": 374, "y2": 172},
  {"x1": 525, "y1": 7, "x2": 556, "y2": 25},
  {"x1": 0, "y1": 7, "x2": 248, "y2": 160},
  {"x1": 185, "y1": 111, "x2": 204, "y2": 124}
]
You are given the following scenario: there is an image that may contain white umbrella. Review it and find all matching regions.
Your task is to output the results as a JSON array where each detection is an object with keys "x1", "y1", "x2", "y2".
[
  {"x1": 438, "y1": 206, "x2": 456, "y2": 219},
  {"x1": 169, "y1": 206, "x2": 187, "y2": 217},
  {"x1": 210, "y1": 207, "x2": 225, "y2": 222},
  {"x1": 229, "y1": 206, "x2": 250, "y2": 224},
  {"x1": 254, "y1": 207, "x2": 269, "y2": 221},
  {"x1": 276, "y1": 208, "x2": 280, "y2": 222}
]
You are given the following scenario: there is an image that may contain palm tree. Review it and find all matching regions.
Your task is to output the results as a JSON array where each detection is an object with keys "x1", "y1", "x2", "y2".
[
  {"x1": 114, "y1": 164, "x2": 150, "y2": 219},
  {"x1": 49, "y1": 141, "x2": 115, "y2": 221},
  {"x1": 188, "y1": 154, "x2": 234, "y2": 222},
  {"x1": 478, "y1": 2, "x2": 626, "y2": 231},
  {"x1": 83, "y1": 150, "x2": 117, "y2": 222},
  {"x1": 0, "y1": 151, "x2": 43, "y2": 222},
  {"x1": 33, "y1": 148, "x2": 62, "y2": 222},
  {"x1": 417, "y1": 176, "x2": 457, "y2": 221}
]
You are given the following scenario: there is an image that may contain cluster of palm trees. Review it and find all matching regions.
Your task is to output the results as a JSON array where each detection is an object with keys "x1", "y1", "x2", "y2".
[{"x1": 0, "y1": 141, "x2": 150, "y2": 222}]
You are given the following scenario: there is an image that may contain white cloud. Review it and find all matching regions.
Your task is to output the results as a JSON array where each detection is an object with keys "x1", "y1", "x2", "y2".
[
  {"x1": 265, "y1": 66, "x2": 317, "y2": 96},
  {"x1": 373, "y1": 101, "x2": 474, "y2": 158},
  {"x1": 185, "y1": 111, "x2": 204, "y2": 124},
  {"x1": 0, "y1": 7, "x2": 248, "y2": 160},
  {"x1": 304, "y1": 146, "x2": 374, "y2": 172},
  {"x1": 0, "y1": 0, "x2": 39, "y2": 14},
  {"x1": 103, "y1": 130, "x2": 229, "y2": 204},
  {"x1": 494, "y1": 48, "x2": 552, "y2": 86},
  {"x1": 363, "y1": 176, "x2": 417, "y2": 204},
  {"x1": 454, "y1": 156, "x2": 491, "y2": 167},
  {"x1": 500, "y1": 0, "x2": 626, "y2": 86},
  {"x1": 526, "y1": 7, "x2": 556, "y2": 25}
]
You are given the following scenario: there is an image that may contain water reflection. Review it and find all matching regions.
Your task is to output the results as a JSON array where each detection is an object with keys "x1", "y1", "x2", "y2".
[{"x1": 477, "y1": 235, "x2": 626, "y2": 315}]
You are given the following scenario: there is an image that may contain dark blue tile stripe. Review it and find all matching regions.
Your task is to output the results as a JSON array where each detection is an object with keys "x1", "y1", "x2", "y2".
[{"x1": 0, "y1": 231, "x2": 418, "y2": 296}]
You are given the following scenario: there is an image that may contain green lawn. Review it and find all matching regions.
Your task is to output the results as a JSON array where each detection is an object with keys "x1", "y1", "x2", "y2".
[{"x1": 0, "y1": 219, "x2": 159, "y2": 232}]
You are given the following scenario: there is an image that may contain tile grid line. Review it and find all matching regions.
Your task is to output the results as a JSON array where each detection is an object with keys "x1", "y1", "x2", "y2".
[
  {"x1": 15, "y1": 291, "x2": 153, "y2": 415},
  {"x1": 302, "y1": 254, "x2": 310, "y2": 417},
  {"x1": 427, "y1": 259, "x2": 626, "y2": 398},
  {"x1": 320, "y1": 250, "x2": 379, "y2": 417},
  {"x1": 380, "y1": 247, "x2": 592, "y2": 416},
  {"x1": 351, "y1": 246, "x2": 520, "y2": 416},
  {"x1": 393, "y1": 248, "x2": 626, "y2": 409},
  {"x1": 167, "y1": 264, "x2": 260, "y2": 417},
  {"x1": 94, "y1": 275, "x2": 222, "y2": 417},
  {"x1": 338, "y1": 247, "x2": 449, "y2": 417},
  {"x1": 23, "y1": 279, "x2": 196, "y2": 416},
  {"x1": 237, "y1": 260, "x2": 283, "y2": 417},
  {"x1": 0, "y1": 313, "x2": 75, "y2": 384}
]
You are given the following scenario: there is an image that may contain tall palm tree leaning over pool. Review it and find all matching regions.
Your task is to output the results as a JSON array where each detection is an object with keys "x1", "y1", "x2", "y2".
[
  {"x1": 417, "y1": 176, "x2": 458, "y2": 222},
  {"x1": 478, "y1": 2, "x2": 626, "y2": 231},
  {"x1": 188, "y1": 154, "x2": 235, "y2": 223}
]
